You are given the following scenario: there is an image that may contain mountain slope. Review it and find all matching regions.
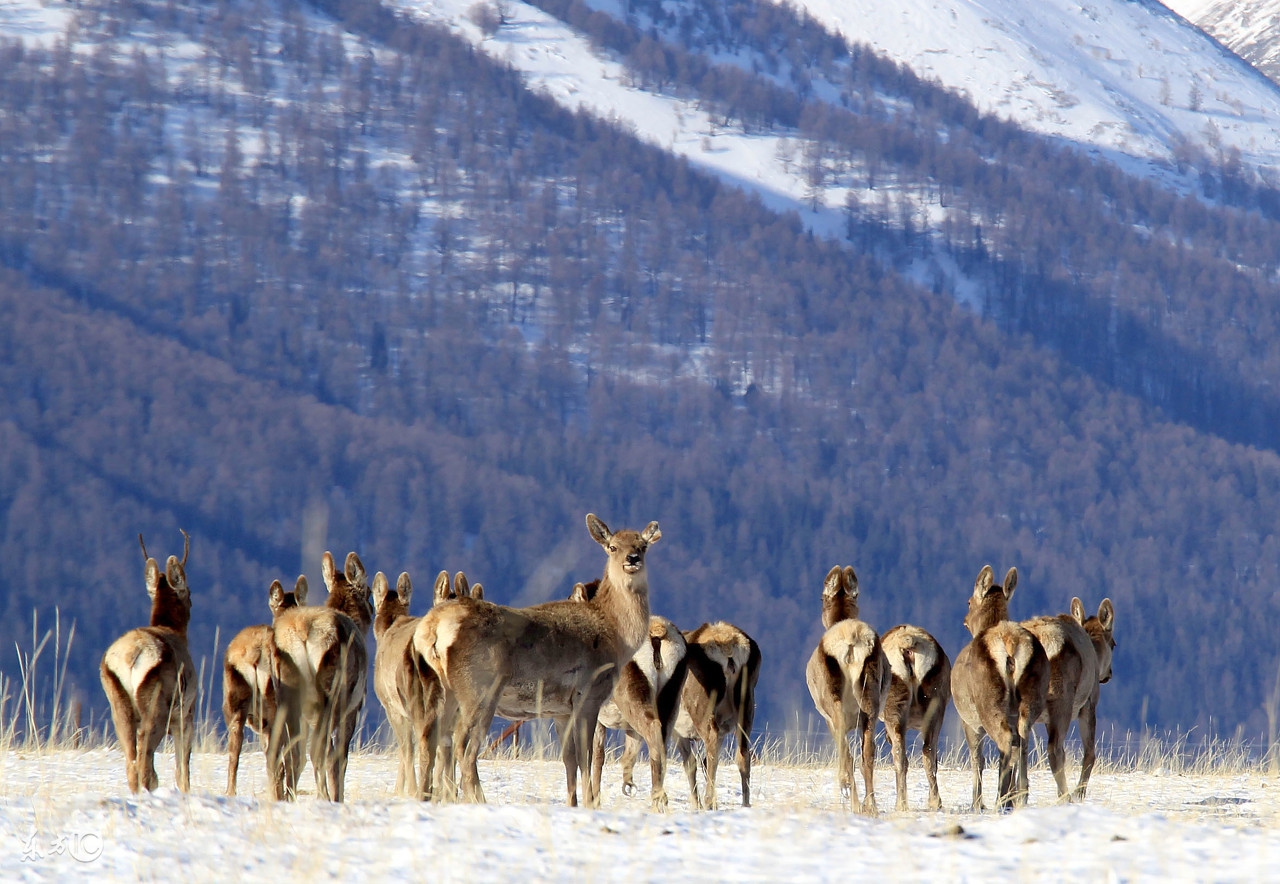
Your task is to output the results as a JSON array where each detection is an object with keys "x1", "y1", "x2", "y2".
[
  {"x1": 1163, "y1": 0, "x2": 1280, "y2": 85},
  {"x1": 3, "y1": 0, "x2": 1280, "y2": 745}
]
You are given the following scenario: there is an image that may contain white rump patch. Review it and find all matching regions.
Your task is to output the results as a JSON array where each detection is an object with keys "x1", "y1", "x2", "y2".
[
  {"x1": 983, "y1": 623, "x2": 1035, "y2": 685},
  {"x1": 103, "y1": 635, "x2": 162, "y2": 698},
  {"x1": 1023, "y1": 616, "x2": 1067, "y2": 659},
  {"x1": 697, "y1": 622, "x2": 751, "y2": 675},
  {"x1": 881, "y1": 626, "x2": 938, "y2": 686}
]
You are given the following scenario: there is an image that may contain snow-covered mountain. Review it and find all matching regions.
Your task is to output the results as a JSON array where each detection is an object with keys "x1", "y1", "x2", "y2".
[
  {"x1": 780, "y1": 0, "x2": 1280, "y2": 174},
  {"x1": 1163, "y1": 0, "x2": 1280, "y2": 84},
  {"x1": 387, "y1": 0, "x2": 1280, "y2": 190}
]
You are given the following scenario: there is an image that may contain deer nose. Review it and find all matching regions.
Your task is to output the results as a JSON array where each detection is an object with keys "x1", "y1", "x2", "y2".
[{"x1": 626, "y1": 552, "x2": 642, "y2": 566}]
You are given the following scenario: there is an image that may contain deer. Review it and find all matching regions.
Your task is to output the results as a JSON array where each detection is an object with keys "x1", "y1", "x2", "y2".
[
  {"x1": 572, "y1": 579, "x2": 690, "y2": 812},
  {"x1": 675, "y1": 620, "x2": 762, "y2": 811},
  {"x1": 100, "y1": 531, "x2": 196, "y2": 793},
  {"x1": 950, "y1": 565, "x2": 1049, "y2": 811},
  {"x1": 269, "y1": 550, "x2": 374, "y2": 802},
  {"x1": 1069, "y1": 597, "x2": 1115, "y2": 800},
  {"x1": 1021, "y1": 598, "x2": 1100, "y2": 804},
  {"x1": 413, "y1": 513, "x2": 660, "y2": 806},
  {"x1": 805, "y1": 565, "x2": 890, "y2": 813},
  {"x1": 813, "y1": 563, "x2": 949, "y2": 811},
  {"x1": 374, "y1": 570, "x2": 482, "y2": 800},
  {"x1": 223, "y1": 576, "x2": 306, "y2": 796}
]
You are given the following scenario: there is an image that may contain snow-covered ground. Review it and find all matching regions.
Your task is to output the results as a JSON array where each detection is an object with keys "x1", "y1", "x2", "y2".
[{"x1": 2, "y1": 747, "x2": 1278, "y2": 879}]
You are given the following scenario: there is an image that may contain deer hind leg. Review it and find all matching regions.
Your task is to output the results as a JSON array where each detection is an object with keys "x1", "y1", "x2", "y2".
[
  {"x1": 172, "y1": 691, "x2": 195, "y2": 794},
  {"x1": 618, "y1": 731, "x2": 642, "y2": 796},
  {"x1": 1074, "y1": 701, "x2": 1098, "y2": 802},
  {"x1": 135, "y1": 669, "x2": 175, "y2": 792},
  {"x1": 857, "y1": 711, "x2": 878, "y2": 815},
  {"x1": 330, "y1": 693, "x2": 363, "y2": 803},
  {"x1": 677, "y1": 736, "x2": 701, "y2": 809},
  {"x1": 223, "y1": 668, "x2": 250, "y2": 796},
  {"x1": 824, "y1": 703, "x2": 854, "y2": 805},
  {"x1": 1045, "y1": 717, "x2": 1070, "y2": 803},
  {"x1": 735, "y1": 720, "x2": 752, "y2": 809},
  {"x1": 102, "y1": 666, "x2": 142, "y2": 793},
  {"x1": 453, "y1": 685, "x2": 499, "y2": 804},
  {"x1": 1014, "y1": 699, "x2": 1038, "y2": 809},
  {"x1": 921, "y1": 698, "x2": 945, "y2": 812},
  {"x1": 630, "y1": 715, "x2": 670, "y2": 812},
  {"x1": 591, "y1": 722, "x2": 609, "y2": 802},
  {"x1": 884, "y1": 710, "x2": 909, "y2": 813},
  {"x1": 962, "y1": 722, "x2": 985, "y2": 812},
  {"x1": 985, "y1": 715, "x2": 1019, "y2": 812},
  {"x1": 555, "y1": 714, "x2": 581, "y2": 807},
  {"x1": 388, "y1": 713, "x2": 414, "y2": 797},
  {"x1": 699, "y1": 722, "x2": 725, "y2": 812}
]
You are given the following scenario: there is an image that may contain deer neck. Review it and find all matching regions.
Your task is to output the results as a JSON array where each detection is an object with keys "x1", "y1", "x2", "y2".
[
  {"x1": 328, "y1": 589, "x2": 373, "y2": 634},
  {"x1": 149, "y1": 586, "x2": 190, "y2": 637},
  {"x1": 374, "y1": 599, "x2": 407, "y2": 639},
  {"x1": 966, "y1": 598, "x2": 1009, "y2": 636},
  {"x1": 596, "y1": 562, "x2": 651, "y2": 657},
  {"x1": 822, "y1": 595, "x2": 858, "y2": 629}
]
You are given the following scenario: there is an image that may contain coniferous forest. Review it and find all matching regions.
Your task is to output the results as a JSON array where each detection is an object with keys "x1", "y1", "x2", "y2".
[{"x1": 4, "y1": 0, "x2": 1280, "y2": 745}]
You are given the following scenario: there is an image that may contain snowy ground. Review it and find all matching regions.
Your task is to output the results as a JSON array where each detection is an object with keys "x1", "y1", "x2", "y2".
[{"x1": 2, "y1": 746, "x2": 1278, "y2": 880}]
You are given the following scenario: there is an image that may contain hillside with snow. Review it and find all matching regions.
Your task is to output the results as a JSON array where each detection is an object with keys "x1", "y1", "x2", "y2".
[
  {"x1": 1163, "y1": 0, "x2": 1280, "y2": 85},
  {"x1": 387, "y1": 0, "x2": 1280, "y2": 193}
]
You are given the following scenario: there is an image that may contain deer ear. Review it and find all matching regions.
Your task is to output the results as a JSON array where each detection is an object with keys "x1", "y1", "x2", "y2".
[
  {"x1": 641, "y1": 521, "x2": 661, "y2": 545},
  {"x1": 345, "y1": 552, "x2": 366, "y2": 587},
  {"x1": 1002, "y1": 567, "x2": 1019, "y2": 600},
  {"x1": 371, "y1": 572, "x2": 389, "y2": 609},
  {"x1": 470, "y1": 583, "x2": 483, "y2": 601},
  {"x1": 1098, "y1": 598, "x2": 1115, "y2": 631},
  {"x1": 166, "y1": 555, "x2": 189, "y2": 602},
  {"x1": 1071, "y1": 597, "x2": 1086, "y2": 624},
  {"x1": 397, "y1": 572, "x2": 413, "y2": 606},
  {"x1": 453, "y1": 571, "x2": 470, "y2": 598},
  {"x1": 822, "y1": 566, "x2": 842, "y2": 597},
  {"x1": 269, "y1": 580, "x2": 286, "y2": 614},
  {"x1": 973, "y1": 565, "x2": 995, "y2": 599},
  {"x1": 145, "y1": 558, "x2": 161, "y2": 600},
  {"x1": 294, "y1": 575, "x2": 309, "y2": 605},
  {"x1": 322, "y1": 552, "x2": 337, "y2": 594},
  {"x1": 570, "y1": 582, "x2": 588, "y2": 602},
  {"x1": 586, "y1": 513, "x2": 612, "y2": 546},
  {"x1": 433, "y1": 570, "x2": 451, "y2": 604},
  {"x1": 843, "y1": 566, "x2": 859, "y2": 599}
]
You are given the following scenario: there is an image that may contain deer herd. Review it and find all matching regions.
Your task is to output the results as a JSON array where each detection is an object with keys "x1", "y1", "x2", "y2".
[{"x1": 100, "y1": 517, "x2": 1115, "y2": 815}]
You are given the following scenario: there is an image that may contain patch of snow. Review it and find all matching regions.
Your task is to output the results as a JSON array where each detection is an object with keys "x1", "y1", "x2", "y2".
[{"x1": 3, "y1": 749, "x2": 1280, "y2": 877}]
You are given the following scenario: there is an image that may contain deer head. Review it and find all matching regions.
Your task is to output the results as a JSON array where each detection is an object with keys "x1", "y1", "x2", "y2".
[
  {"x1": 963, "y1": 565, "x2": 1018, "y2": 636},
  {"x1": 141, "y1": 530, "x2": 192, "y2": 634},
  {"x1": 586, "y1": 513, "x2": 661, "y2": 588},
  {"x1": 821, "y1": 565, "x2": 859, "y2": 628},
  {"x1": 269, "y1": 577, "x2": 306, "y2": 619}
]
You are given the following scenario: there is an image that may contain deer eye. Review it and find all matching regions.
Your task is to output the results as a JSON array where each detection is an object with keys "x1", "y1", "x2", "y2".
[{"x1": 608, "y1": 545, "x2": 618, "y2": 553}]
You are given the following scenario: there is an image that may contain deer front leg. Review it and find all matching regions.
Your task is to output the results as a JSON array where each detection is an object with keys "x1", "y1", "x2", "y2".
[{"x1": 619, "y1": 732, "x2": 643, "y2": 797}]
